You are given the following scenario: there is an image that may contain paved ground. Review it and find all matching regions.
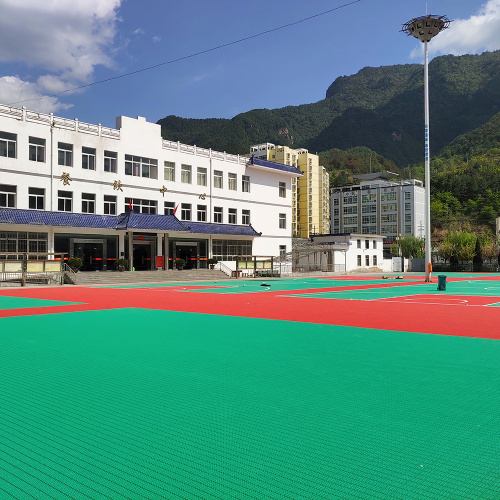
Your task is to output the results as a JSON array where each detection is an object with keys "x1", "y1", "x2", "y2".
[{"x1": 1, "y1": 273, "x2": 499, "y2": 499}]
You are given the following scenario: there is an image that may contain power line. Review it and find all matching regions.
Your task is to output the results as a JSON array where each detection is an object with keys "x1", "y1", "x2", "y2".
[{"x1": 8, "y1": 0, "x2": 362, "y2": 106}]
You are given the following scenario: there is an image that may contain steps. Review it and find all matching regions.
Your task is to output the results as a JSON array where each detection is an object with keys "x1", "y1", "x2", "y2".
[{"x1": 73, "y1": 269, "x2": 229, "y2": 286}]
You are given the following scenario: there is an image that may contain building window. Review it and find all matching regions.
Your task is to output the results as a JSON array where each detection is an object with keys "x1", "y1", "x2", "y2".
[
  {"x1": 0, "y1": 184, "x2": 16, "y2": 208},
  {"x1": 279, "y1": 245, "x2": 287, "y2": 258},
  {"x1": 242, "y1": 209, "x2": 250, "y2": 225},
  {"x1": 125, "y1": 198, "x2": 157, "y2": 214},
  {"x1": 357, "y1": 239, "x2": 361, "y2": 249},
  {"x1": 197, "y1": 204, "x2": 207, "y2": 222},
  {"x1": 0, "y1": 131, "x2": 16, "y2": 158},
  {"x1": 405, "y1": 191, "x2": 411, "y2": 200},
  {"x1": 82, "y1": 193, "x2": 96, "y2": 213},
  {"x1": 164, "y1": 201, "x2": 175, "y2": 215},
  {"x1": 104, "y1": 195, "x2": 117, "y2": 215},
  {"x1": 212, "y1": 239, "x2": 252, "y2": 261},
  {"x1": 29, "y1": 137, "x2": 45, "y2": 162},
  {"x1": 181, "y1": 164, "x2": 192, "y2": 183},
  {"x1": 228, "y1": 173, "x2": 237, "y2": 191},
  {"x1": 104, "y1": 151, "x2": 117, "y2": 173},
  {"x1": 242, "y1": 175, "x2": 250, "y2": 192},
  {"x1": 0, "y1": 231, "x2": 48, "y2": 257},
  {"x1": 58, "y1": 142, "x2": 73, "y2": 166},
  {"x1": 125, "y1": 155, "x2": 158, "y2": 179},
  {"x1": 279, "y1": 182, "x2": 286, "y2": 198},
  {"x1": 365, "y1": 255, "x2": 370, "y2": 266},
  {"x1": 181, "y1": 203, "x2": 191, "y2": 220},
  {"x1": 405, "y1": 224, "x2": 412, "y2": 234},
  {"x1": 365, "y1": 240, "x2": 369, "y2": 249},
  {"x1": 28, "y1": 187, "x2": 44, "y2": 210},
  {"x1": 343, "y1": 206, "x2": 357, "y2": 215},
  {"x1": 373, "y1": 240, "x2": 377, "y2": 249},
  {"x1": 197, "y1": 167, "x2": 207, "y2": 186},
  {"x1": 405, "y1": 214, "x2": 412, "y2": 222},
  {"x1": 214, "y1": 170, "x2": 223, "y2": 189},
  {"x1": 228, "y1": 208, "x2": 237, "y2": 224},
  {"x1": 58, "y1": 190, "x2": 72, "y2": 212},
  {"x1": 214, "y1": 206, "x2": 223, "y2": 223},
  {"x1": 164, "y1": 161, "x2": 175, "y2": 181},
  {"x1": 405, "y1": 202, "x2": 411, "y2": 211},
  {"x1": 82, "y1": 147, "x2": 96, "y2": 170},
  {"x1": 357, "y1": 255, "x2": 362, "y2": 266},
  {"x1": 373, "y1": 255, "x2": 377, "y2": 266},
  {"x1": 279, "y1": 213, "x2": 286, "y2": 229}
]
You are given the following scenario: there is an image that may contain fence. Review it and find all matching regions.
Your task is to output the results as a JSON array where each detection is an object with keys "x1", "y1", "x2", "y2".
[{"x1": 0, "y1": 253, "x2": 68, "y2": 286}]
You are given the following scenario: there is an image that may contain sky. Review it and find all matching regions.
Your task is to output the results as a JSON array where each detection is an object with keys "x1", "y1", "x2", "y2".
[{"x1": 0, "y1": 0, "x2": 498, "y2": 129}]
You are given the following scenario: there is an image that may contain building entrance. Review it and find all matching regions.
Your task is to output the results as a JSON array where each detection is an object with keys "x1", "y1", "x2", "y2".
[
  {"x1": 72, "y1": 238, "x2": 107, "y2": 271},
  {"x1": 133, "y1": 241, "x2": 154, "y2": 270},
  {"x1": 175, "y1": 243, "x2": 198, "y2": 269}
]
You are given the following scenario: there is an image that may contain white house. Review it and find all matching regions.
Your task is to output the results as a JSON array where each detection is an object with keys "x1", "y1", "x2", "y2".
[{"x1": 0, "y1": 104, "x2": 301, "y2": 271}]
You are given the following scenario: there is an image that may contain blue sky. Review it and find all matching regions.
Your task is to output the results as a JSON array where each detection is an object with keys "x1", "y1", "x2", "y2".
[{"x1": 0, "y1": 0, "x2": 498, "y2": 129}]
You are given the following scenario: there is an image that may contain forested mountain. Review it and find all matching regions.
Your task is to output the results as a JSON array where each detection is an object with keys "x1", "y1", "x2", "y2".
[{"x1": 158, "y1": 51, "x2": 500, "y2": 166}]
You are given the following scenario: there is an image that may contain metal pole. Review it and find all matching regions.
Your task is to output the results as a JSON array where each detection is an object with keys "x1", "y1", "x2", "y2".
[{"x1": 424, "y1": 40, "x2": 432, "y2": 282}]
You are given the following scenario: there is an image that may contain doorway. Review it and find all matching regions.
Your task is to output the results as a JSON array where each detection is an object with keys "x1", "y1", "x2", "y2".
[
  {"x1": 71, "y1": 238, "x2": 107, "y2": 271},
  {"x1": 175, "y1": 243, "x2": 198, "y2": 269},
  {"x1": 133, "y1": 241, "x2": 154, "y2": 270}
]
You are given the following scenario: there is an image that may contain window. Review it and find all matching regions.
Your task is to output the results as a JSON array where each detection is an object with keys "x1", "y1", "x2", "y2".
[
  {"x1": 405, "y1": 225, "x2": 412, "y2": 234},
  {"x1": 280, "y1": 245, "x2": 287, "y2": 259},
  {"x1": 125, "y1": 155, "x2": 158, "y2": 179},
  {"x1": 164, "y1": 161, "x2": 175, "y2": 181},
  {"x1": 212, "y1": 239, "x2": 252, "y2": 261},
  {"x1": 343, "y1": 195, "x2": 357, "y2": 204},
  {"x1": 104, "y1": 195, "x2": 117, "y2": 215},
  {"x1": 343, "y1": 216, "x2": 357, "y2": 225},
  {"x1": 405, "y1": 191, "x2": 411, "y2": 200},
  {"x1": 357, "y1": 255, "x2": 362, "y2": 266},
  {"x1": 362, "y1": 205, "x2": 377, "y2": 213},
  {"x1": 365, "y1": 240, "x2": 369, "y2": 249},
  {"x1": 197, "y1": 167, "x2": 207, "y2": 186},
  {"x1": 242, "y1": 209, "x2": 250, "y2": 225},
  {"x1": 381, "y1": 192, "x2": 397, "y2": 201},
  {"x1": 181, "y1": 203, "x2": 191, "y2": 220},
  {"x1": 365, "y1": 255, "x2": 370, "y2": 266},
  {"x1": 82, "y1": 147, "x2": 96, "y2": 170},
  {"x1": 279, "y1": 213, "x2": 286, "y2": 229},
  {"x1": 362, "y1": 193, "x2": 377, "y2": 203},
  {"x1": 197, "y1": 204, "x2": 207, "y2": 222},
  {"x1": 164, "y1": 201, "x2": 175, "y2": 215},
  {"x1": 405, "y1": 214, "x2": 412, "y2": 222},
  {"x1": 0, "y1": 131, "x2": 16, "y2": 158},
  {"x1": 228, "y1": 173, "x2": 237, "y2": 191},
  {"x1": 125, "y1": 198, "x2": 157, "y2": 214},
  {"x1": 228, "y1": 208, "x2": 237, "y2": 224},
  {"x1": 381, "y1": 203, "x2": 397, "y2": 212},
  {"x1": 343, "y1": 206, "x2": 357, "y2": 215},
  {"x1": 58, "y1": 190, "x2": 72, "y2": 212},
  {"x1": 58, "y1": 142, "x2": 73, "y2": 166},
  {"x1": 181, "y1": 164, "x2": 192, "y2": 183},
  {"x1": 28, "y1": 188, "x2": 44, "y2": 209},
  {"x1": 0, "y1": 184, "x2": 16, "y2": 207},
  {"x1": 279, "y1": 182, "x2": 286, "y2": 198},
  {"x1": 0, "y1": 231, "x2": 47, "y2": 257},
  {"x1": 104, "y1": 151, "x2": 117, "y2": 173},
  {"x1": 29, "y1": 137, "x2": 45, "y2": 162},
  {"x1": 405, "y1": 202, "x2": 411, "y2": 211},
  {"x1": 362, "y1": 215, "x2": 376, "y2": 224},
  {"x1": 214, "y1": 170, "x2": 223, "y2": 189},
  {"x1": 373, "y1": 241, "x2": 377, "y2": 249},
  {"x1": 381, "y1": 214, "x2": 398, "y2": 223},
  {"x1": 242, "y1": 175, "x2": 250, "y2": 192},
  {"x1": 82, "y1": 193, "x2": 95, "y2": 213},
  {"x1": 373, "y1": 255, "x2": 377, "y2": 266},
  {"x1": 214, "y1": 206, "x2": 223, "y2": 223},
  {"x1": 333, "y1": 198, "x2": 339, "y2": 206},
  {"x1": 357, "y1": 239, "x2": 361, "y2": 248}
]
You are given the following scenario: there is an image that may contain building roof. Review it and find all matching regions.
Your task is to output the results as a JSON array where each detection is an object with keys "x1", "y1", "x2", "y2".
[
  {"x1": 0, "y1": 208, "x2": 261, "y2": 237},
  {"x1": 249, "y1": 156, "x2": 303, "y2": 175},
  {"x1": 0, "y1": 208, "x2": 117, "y2": 228},
  {"x1": 352, "y1": 171, "x2": 399, "y2": 181}
]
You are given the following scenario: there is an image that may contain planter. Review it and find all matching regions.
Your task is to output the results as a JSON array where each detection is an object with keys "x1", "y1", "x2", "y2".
[
  {"x1": 118, "y1": 266, "x2": 125, "y2": 272},
  {"x1": 210, "y1": 264, "x2": 215, "y2": 270}
]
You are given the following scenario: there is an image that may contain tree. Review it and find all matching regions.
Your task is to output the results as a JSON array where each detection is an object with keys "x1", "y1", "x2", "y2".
[
  {"x1": 437, "y1": 240, "x2": 455, "y2": 263},
  {"x1": 399, "y1": 236, "x2": 425, "y2": 258},
  {"x1": 481, "y1": 240, "x2": 499, "y2": 263}
]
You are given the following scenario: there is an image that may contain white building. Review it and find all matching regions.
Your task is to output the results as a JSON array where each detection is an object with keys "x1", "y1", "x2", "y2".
[
  {"x1": 330, "y1": 172, "x2": 426, "y2": 255},
  {"x1": 0, "y1": 104, "x2": 301, "y2": 271}
]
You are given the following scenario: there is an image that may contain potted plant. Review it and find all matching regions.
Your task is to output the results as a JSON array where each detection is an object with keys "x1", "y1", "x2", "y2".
[
  {"x1": 207, "y1": 257, "x2": 218, "y2": 270},
  {"x1": 67, "y1": 257, "x2": 82, "y2": 272},
  {"x1": 115, "y1": 258, "x2": 129, "y2": 272},
  {"x1": 175, "y1": 258, "x2": 186, "y2": 270}
]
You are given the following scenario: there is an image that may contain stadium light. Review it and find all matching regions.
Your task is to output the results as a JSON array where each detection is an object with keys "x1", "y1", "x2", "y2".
[{"x1": 401, "y1": 15, "x2": 451, "y2": 281}]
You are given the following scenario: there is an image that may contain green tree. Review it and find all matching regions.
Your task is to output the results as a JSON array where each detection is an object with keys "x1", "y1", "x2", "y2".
[{"x1": 399, "y1": 236, "x2": 425, "y2": 258}]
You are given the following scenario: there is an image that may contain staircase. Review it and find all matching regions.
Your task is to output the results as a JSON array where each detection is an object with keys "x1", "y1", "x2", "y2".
[{"x1": 73, "y1": 269, "x2": 229, "y2": 286}]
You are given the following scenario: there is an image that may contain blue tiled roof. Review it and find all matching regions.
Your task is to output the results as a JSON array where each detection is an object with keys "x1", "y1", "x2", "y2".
[
  {"x1": 249, "y1": 156, "x2": 303, "y2": 175},
  {"x1": 0, "y1": 208, "x2": 262, "y2": 237},
  {"x1": 0, "y1": 208, "x2": 117, "y2": 228},
  {"x1": 185, "y1": 221, "x2": 261, "y2": 236},
  {"x1": 116, "y1": 211, "x2": 186, "y2": 231}
]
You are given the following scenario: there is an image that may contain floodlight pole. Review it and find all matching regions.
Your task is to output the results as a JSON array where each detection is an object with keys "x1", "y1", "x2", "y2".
[{"x1": 424, "y1": 40, "x2": 431, "y2": 281}]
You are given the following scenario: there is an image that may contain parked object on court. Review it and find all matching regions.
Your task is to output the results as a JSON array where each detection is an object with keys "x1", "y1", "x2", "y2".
[{"x1": 437, "y1": 275, "x2": 447, "y2": 291}]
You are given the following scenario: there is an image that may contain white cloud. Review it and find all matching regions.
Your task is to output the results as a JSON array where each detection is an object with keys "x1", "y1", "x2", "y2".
[
  {"x1": 0, "y1": 0, "x2": 121, "y2": 109},
  {"x1": 0, "y1": 76, "x2": 72, "y2": 113},
  {"x1": 410, "y1": 0, "x2": 500, "y2": 59},
  {"x1": 133, "y1": 28, "x2": 145, "y2": 35},
  {"x1": 153, "y1": 36, "x2": 161, "y2": 43}
]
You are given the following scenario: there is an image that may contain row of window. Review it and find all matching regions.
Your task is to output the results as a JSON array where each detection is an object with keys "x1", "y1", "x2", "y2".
[
  {"x1": 357, "y1": 255, "x2": 378, "y2": 266},
  {"x1": 357, "y1": 239, "x2": 377, "y2": 250},
  {"x1": 1, "y1": 132, "x2": 290, "y2": 197}
]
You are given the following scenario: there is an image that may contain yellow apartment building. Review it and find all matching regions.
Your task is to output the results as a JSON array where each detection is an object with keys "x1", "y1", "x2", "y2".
[{"x1": 250, "y1": 143, "x2": 330, "y2": 238}]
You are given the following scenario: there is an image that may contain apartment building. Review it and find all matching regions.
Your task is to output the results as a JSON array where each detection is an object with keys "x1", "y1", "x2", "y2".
[
  {"x1": 0, "y1": 105, "x2": 301, "y2": 271},
  {"x1": 250, "y1": 143, "x2": 330, "y2": 238},
  {"x1": 330, "y1": 172, "x2": 426, "y2": 253}
]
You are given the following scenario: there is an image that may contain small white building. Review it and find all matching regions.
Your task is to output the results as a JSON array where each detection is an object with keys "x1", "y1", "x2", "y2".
[{"x1": 0, "y1": 104, "x2": 302, "y2": 271}]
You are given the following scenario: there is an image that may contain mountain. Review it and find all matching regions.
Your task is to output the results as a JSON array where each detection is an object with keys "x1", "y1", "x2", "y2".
[{"x1": 157, "y1": 51, "x2": 500, "y2": 166}]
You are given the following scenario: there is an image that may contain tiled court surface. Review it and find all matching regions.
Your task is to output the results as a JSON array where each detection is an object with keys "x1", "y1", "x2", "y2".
[{"x1": 1, "y1": 274, "x2": 500, "y2": 499}]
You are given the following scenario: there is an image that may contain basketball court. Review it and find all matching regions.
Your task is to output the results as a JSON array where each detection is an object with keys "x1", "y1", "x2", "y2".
[{"x1": 1, "y1": 273, "x2": 499, "y2": 499}]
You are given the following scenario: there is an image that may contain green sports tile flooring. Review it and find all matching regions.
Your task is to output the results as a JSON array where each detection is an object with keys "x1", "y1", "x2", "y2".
[
  {"x1": 0, "y1": 296, "x2": 79, "y2": 310},
  {"x1": 1, "y1": 307, "x2": 500, "y2": 499}
]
